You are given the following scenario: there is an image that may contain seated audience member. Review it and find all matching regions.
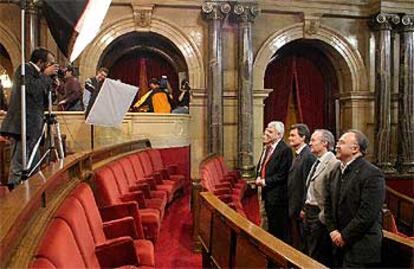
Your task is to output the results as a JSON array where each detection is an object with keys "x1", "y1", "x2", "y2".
[
  {"x1": 84, "y1": 67, "x2": 108, "y2": 117},
  {"x1": 133, "y1": 78, "x2": 171, "y2": 113},
  {"x1": 172, "y1": 79, "x2": 190, "y2": 114},
  {"x1": 58, "y1": 66, "x2": 82, "y2": 111},
  {"x1": 325, "y1": 129, "x2": 385, "y2": 268},
  {"x1": 303, "y1": 129, "x2": 339, "y2": 267},
  {"x1": 0, "y1": 79, "x2": 8, "y2": 114}
]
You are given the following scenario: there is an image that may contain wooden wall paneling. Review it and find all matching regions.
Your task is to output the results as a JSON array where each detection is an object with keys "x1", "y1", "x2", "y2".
[
  {"x1": 210, "y1": 213, "x2": 232, "y2": 269},
  {"x1": 234, "y1": 234, "x2": 268, "y2": 269},
  {"x1": 199, "y1": 196, "x2": 213, "y2": 252}
]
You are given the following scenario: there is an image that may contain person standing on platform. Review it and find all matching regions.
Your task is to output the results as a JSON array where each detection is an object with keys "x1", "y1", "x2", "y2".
[
  {"x1": 287, "y1": 123, "x2": 316, "y2": 250},
  {"x1": 84, "y1": 67, "x2": 108, "y2": 117},
  {"x1": 302, "y1": 129, "x2": 339, "y2": 266},
  {"x1": 172, "y1": 79, "x2": 191, "y2": 114},
  {"x1": 0, "y1": 48, "x2": 58, "y2": 189},
  {"x1": 58, "y1": 66, "x2": 82, "y2": 111},
  {"x1": 325, "y1": 129, "x2": 385, "y2": 268},
  {"x1": 255, "y1": 121, "x2": 292, "y2": 242}
]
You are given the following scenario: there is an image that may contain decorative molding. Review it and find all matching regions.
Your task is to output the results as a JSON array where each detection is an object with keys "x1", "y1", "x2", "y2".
[
  {"x1": 369, "y1": 13, "x2": 401, "y2": 31},
  {"x1": 303, "y1": 13, "x2": 322, "y2": 37},
  {"x1": 233, "y1": 2, "x2": 260, "y2": 23},
  {"x1": 400, "y1": 14, "x2": 414, "y2": 32},
  {"x1": 201, "y1": 1, "x2": 231, "y2": 20},
  {"x1": 131, "y1": 4, "x2": 154, "y2": 28}
]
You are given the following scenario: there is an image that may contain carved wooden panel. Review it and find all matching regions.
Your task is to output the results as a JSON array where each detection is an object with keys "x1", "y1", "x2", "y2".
[
  {"x1": 199, "y1": 199, "x2": 213, "y2": 251},
  {"x1": 234, "y1": 235, "x2": 268, "y2": 269},
  {"x1": 210, "y1": 213, "x2": 232, "y2": 269}
]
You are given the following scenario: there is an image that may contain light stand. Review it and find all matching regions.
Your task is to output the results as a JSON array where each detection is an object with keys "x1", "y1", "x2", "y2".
[
  {"x1": 20, "y1": 0, "x2": 28, "y2": 179},
  {"x1": 25, "y1": 88, "x2": 64, "y2": 178}
]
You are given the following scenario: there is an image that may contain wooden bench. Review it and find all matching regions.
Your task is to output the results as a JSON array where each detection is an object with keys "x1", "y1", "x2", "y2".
[{"x1": 385, "y1": 185, "x2": 414, "y2": 235}]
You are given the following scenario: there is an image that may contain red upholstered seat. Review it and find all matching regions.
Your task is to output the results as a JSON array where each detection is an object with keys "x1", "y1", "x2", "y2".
[
  {"x1": 146, "y1": 149, "x2": 185, "y2": 188},
  {"x1": 109, "y1": 161, "x2": 165, "y2": 219},
  {"x1": 55, "y1": 197, "x2": 143, "y2": 268},
  {"x1": 128, "y1": 154, "x2": 175, "y2": 203},
  {"x1": 95, "y1": 167, "x2": 161, "y2": 242},
  {"x1": 32, "y1": 219, "x2": 88, "y2": 268},
  {"x1": 119, "y1": 157, "x2": 168, "y2": 205},
  {"x1": 71, "y1": 183, "x2": 155, "y2": 267}
]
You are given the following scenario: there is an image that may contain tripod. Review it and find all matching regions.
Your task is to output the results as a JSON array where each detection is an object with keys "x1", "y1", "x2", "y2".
[{"x1": 24, "y1": 89, "x2": 65, "y2": 178}]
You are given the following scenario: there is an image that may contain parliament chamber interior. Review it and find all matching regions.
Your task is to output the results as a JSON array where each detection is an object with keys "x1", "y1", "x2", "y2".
[{"x1": 0, "y1": 0, "x2": 413, "y2": 268}]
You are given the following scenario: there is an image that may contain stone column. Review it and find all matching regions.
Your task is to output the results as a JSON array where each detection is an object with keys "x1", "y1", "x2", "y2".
[
  {"x1": 398, "y1": 14, "x2": 414, "y2": 174},
  {"x1": 371, "y1": 13, "x2": 399, "y2": 173},
  {"x1": 234, "y1": 3, "x2": 259, "y2": 178},
  {"x1": 26, "y1": 0, "x2": 39, "y2": 56},
  {"x1": 202, "y1": 1, "x2": 230, "y2": 155}
]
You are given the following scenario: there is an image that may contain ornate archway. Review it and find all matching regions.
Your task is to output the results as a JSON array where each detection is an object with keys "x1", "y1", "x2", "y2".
[
  {"x1": 78, "y1": 15, "x2": 205, "y2": 90},
  {"x1": 0, "y1": 21, "x2": 20, "y2": 75},
  {"x1": 254, "y1": 23, "x2": 368, "y2": 94}
]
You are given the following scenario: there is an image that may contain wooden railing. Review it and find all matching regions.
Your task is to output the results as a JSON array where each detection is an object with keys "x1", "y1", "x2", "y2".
[
  {"x1": 199, "y1": 192, "x2": 414, "y2": 269},
  {"x1": 0, "y1": 139, "x2": 150, "y2": 268},
  {"x1": 385, "y1": 185, "x2": 414, "y2": 235},
  {"x1": 199, "y1": 192, "x2": 327, "y2": 269}
]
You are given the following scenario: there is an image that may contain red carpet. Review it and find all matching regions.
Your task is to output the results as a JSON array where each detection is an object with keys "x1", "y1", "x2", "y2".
[{"x1": 155, "y1": 191, "x2": 202, "y2": 268}]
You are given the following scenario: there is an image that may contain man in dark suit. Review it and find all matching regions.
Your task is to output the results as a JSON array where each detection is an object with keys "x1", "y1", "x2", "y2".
[
  {"x1": 0, "y1": 48, "x2": 58, "y2": 188},
  {"x1": 287, "y1": 123, "x2": 316, "y2": 249},
  {"x1": 84, "y1": 67, "x2": 108, "y2": 117},
  {"x1": 325, "y1": 129, "x2": 385, "y2": 268},
  {"x1": 303, "y1": 129, "x2": 340, "y2": 266},
  {"x1": 255, "y1": 121, "x2": 293, "y2": 242}
]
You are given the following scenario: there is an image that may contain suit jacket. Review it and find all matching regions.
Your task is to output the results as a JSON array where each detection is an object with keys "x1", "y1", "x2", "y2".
[
  {"x1": 62, "y1": 76, "x2": 82, "y2": 110},
  {"x1": 85, "y1": 77, "x2": 102, "y2": 117},
  {"x1": 305, "y1": 151, "x2": 340, "y2": 224},
  {"x1": 325, "y1": 156, "x2": 385, "y2": 264},
  {"x1": 1, "y1": 63, "x2": 51, "y2": 140},
  {"x1": 288, "y1": 145, "x2": 316, "y2": 218},
  {"x1": 259, "y1": 140, "x2": 293, "y2": 206}
]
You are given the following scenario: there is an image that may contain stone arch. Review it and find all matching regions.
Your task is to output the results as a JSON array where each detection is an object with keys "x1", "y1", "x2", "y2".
[
  {"x1": 0, "y1": 21, "x2": 21, "y2": 75},
  {"x1": 78, "y1": 15, "x2": 205, "y2": 89},
  {"x1": 254, "y1": 23, "x2": 368, "y2": 94}
]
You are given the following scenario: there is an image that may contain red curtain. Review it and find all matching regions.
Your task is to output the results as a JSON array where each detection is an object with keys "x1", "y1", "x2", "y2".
[
  {"x1": 110, "y1": 51, "x2": 179, "y2": 98},
  {"x1": 264, "y1": 54, "x2": 326, "y2": 132}
]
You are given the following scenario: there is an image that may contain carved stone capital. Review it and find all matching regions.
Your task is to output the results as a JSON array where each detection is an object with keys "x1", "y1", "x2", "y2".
[
  {"x1": 26, "y1": 0, "x2": 39, "y2": 15},
  {"x1": 370, "y1": 13, "x2": 400, "y2": 31},
  {"x1": 131, "y1": 4, "x2": 154, "y2": 28},
  {"x1": 233, "y1": 3, "x2": 260, "y2": 23},
  {"x1": 201, "y1": 1, "x2": 231, "y2": 21},
  {"x1": 303, "y1": 13, "x2": 322, "y2": 37},
  {"x1": 399, "y1": 14, "x2": 414, "y2": 32}
]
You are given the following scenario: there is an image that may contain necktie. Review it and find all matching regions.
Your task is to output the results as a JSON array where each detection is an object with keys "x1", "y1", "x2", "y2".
[
  {"x1": 260, "y1": 146, "x2": 272, "y2": 178},
  {"x1": 306, "y1": 159, "x2": 320, "y2": 190}
]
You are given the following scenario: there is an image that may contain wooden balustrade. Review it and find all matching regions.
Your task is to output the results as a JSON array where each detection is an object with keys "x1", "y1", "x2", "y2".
[
  {"x1": 199, "y1": 192, "x2": 327, "y2": 269},
  {"x1": 0, "y1": 139, "x2": 150, "y2": 268},
  {"x1": 199, "y1": 192, "x2": 414, "y2": 269},
  {"x1": 385, "y1": 185, "x2": 414, "y2": 235}
]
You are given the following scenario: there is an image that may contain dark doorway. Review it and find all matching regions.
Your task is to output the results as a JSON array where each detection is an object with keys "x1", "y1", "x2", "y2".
[
  {"x1": 99, "y1": 32, "x2": 188, "y2": 102},
  {"x1": 264, "y1": 40, "x2": 339, "y2": 136}
]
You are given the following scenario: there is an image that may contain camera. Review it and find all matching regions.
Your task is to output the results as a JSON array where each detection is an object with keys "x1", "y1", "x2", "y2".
[{"x1": 57, "y1": 68, "x2": 66, "y2": 79}]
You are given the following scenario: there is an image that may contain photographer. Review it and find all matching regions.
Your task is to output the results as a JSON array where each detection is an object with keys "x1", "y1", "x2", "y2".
[
  {"x1": 84, "y1": 67, "x2": 108, "y2": 117},
  {"x1": 0, "y1": 48, "x2": 58, "y2": 189},
  {"x1": 172, "y1": 79, "x2": 191, "y2": 114},
  {"x1": 58, "y1": 65, "x2": 82, "y2": 111}
]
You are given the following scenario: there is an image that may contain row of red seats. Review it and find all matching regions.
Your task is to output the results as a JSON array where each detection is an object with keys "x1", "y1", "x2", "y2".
[
  {"x1": 94, "y1": 149, "x2": 186, "y2": 242},
  {"x1": 200, "y1": 155, "x2": 247, "y2": 216},
  {"x1": 31, "y1": 148, "x2": 187, "y2": 268},
  {"x1": 31, "y1": 183, "x2": 155, "y2": 268}
]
